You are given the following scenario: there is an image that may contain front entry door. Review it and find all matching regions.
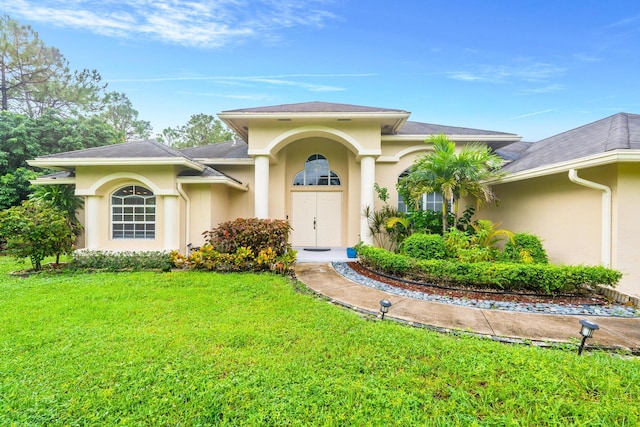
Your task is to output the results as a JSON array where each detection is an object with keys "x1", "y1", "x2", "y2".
[{"x1": 291, "y1": 192, "x2": 342, "y2": 247}]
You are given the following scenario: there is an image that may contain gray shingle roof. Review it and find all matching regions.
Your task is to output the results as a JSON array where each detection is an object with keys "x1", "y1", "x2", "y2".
[
  {"x1": 397, "y1": 121, "x2": 517, "y2": 136},
  {"x1": 39, "y1": 139, "x2": 185, "y2": 159},
  {"x1": 221, "y1": 101, "x2": 408, "y2": 114},
  {"x1": 495, "y1": 141, "x2": 535, "y2": 161},
  {"x1": 504, "y1": 112, "x2": 640, "y2": 173},
  {"x1": 179, "y1": 140, "x2": 250, "y2": 159},
  {"x1": 177, "y1": 166, "x2": 243, "y2": 184}
]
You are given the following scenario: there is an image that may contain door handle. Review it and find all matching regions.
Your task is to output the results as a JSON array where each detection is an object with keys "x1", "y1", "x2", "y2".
[{"x1": 313, "y1": 217, "x2": 316, "y2": 230}]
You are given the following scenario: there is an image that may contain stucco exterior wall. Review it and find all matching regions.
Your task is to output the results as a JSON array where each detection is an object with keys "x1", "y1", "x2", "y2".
[
  {"x1": 613, "y1": 163, "x2": 640, "y2": 295},
  {"x1": 478, "y1": 172, "x2": 603, "y2": 266},
  {"x1": 480, "y1": 164, "x2": 640, "y2": 296},
  {"x1": 74, "y1": 165, "x2": 181, "y2": 251}
]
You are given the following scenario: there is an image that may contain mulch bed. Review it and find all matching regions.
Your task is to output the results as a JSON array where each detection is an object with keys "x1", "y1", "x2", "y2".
[{"x1": 347, "y1": 262, "x2": 613, "y2": 307}]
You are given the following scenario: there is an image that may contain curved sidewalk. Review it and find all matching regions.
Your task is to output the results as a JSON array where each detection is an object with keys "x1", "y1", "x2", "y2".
[{"x1": 295, "y1": 263, "x2": 640, "y2": 352}]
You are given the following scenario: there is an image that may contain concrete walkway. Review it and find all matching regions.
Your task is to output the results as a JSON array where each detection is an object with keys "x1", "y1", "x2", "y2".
[{"x1": 295, "y1": 262, "x2": 640, "y2": 353}]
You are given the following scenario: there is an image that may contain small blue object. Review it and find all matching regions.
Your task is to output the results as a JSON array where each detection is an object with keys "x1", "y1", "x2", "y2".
[{"x1": 346, "y1": 247, "x2": 357, "y2": 258}]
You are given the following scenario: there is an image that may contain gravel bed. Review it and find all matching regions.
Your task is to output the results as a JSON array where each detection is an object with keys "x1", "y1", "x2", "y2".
[{"x1": 332, "y1": 262, "x2": 640, "y2": 318}]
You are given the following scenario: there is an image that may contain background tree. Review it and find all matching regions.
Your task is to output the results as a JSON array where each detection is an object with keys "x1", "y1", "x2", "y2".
[
  {"x1": 100, "y1": 91, "x2": 151, "y2": 142},
  {"x1": 0, "y1": 15, "x2": 106, "y2": 117},
  {"x1": 0, "y1": 167, "x2": 38, "y2": 210},
  {"x1": 0, "y1": 110, "x2": 119, "y2": 208},
  {"x1": 398, "y1": 134, "x2": 504, "y2": 233},
  {"x1": 158, "y1": 113, "x2": 235, "y2": 148}
]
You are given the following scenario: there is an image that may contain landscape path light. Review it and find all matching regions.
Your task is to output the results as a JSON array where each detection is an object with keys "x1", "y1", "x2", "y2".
[
  {"x1": 379, "y1": 299, "x2": 392, "y2": 320},
  {"x1": 577, "y1": 319, "x2": 599, "y2": 355}
]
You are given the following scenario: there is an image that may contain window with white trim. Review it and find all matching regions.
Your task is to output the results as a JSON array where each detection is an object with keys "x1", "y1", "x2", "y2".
[
  {"x1": 293, "y1": 154, "x2": 341, "y2": 186},
  {"x1": 111, "y1": 185, "x2": 156, "y2": 239},
  {"x1": 398, "y1": 170, "x2": 447, "y2": 213}
]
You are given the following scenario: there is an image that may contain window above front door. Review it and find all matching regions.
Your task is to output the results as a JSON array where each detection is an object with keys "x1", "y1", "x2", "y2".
[{"x1": 293, "y1": 154, "x2": 341, "y2": 186}]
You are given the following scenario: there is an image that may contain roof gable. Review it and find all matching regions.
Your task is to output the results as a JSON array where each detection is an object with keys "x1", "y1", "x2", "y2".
[{"x1": 221, "y1": 101, "x2": 407, "y2": 114}]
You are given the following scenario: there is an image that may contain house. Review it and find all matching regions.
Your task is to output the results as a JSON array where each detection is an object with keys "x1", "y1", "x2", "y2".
[{"x1": 28, "y1": 102, "x2": 640, "y2": 297}]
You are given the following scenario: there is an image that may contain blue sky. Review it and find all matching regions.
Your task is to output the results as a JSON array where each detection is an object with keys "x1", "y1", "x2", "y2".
[{"x1": 4, "y1": 0, "x2": 640, "y2": 141}]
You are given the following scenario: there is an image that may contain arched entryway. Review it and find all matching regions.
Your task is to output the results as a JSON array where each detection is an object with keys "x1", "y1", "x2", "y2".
[{"x1": 290, "y1": 154, "x2": 342, "y2": 247}]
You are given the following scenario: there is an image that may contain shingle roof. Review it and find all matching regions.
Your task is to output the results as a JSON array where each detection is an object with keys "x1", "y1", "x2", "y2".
[
  {"x1": 38, "y1": 139, "x2": 185, "y2": 159},
  {"x1": 221, "y1": 101, "x2": 408, "y2": 114},
  {"x1": 495, "y1": 141, "x2": 535, "y2": 161},
  {"x1": 177, "y1": 166, "x2": 243, "y2": 184},
  {"x1": 179, "y1": 140, "x2": 250, "y2": 159},
  {"x1": 504, "y1": 112, "x2": 640, "y2": 173},
  {"x1": 397, "y1": 121, "x2": 517, "y2": 136}
]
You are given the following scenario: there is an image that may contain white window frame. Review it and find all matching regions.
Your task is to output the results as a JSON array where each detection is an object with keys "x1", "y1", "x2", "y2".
[{"x1": 111, "y1": 185, "x2": 156, "y2": 239}]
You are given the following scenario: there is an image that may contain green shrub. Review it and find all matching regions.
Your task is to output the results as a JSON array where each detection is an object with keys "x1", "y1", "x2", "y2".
[
  {"x1": 357, "y1": 245, "x2": 621, "y2": 294},
  {"x1": 502, "y1": 233, "x2": 549, "y2": 264},
  {"x1": 443, "y1": 228, "x2": 471, "y2": 259},
  {"x1": 70, "y1": 250, "x2": 173, "y2": 271},
  {"x1": 171, "y1": 244, "x2": 297, "y2": 274},
  {"x1": 402, "y1": 233, "x2": 446, "y2": 260},
  {"x1": 0, "y1": 200, "x2": 77, "y2": 270},
  {"x1": 203, "y1": 218, "x2": 292, "y2": 257}
]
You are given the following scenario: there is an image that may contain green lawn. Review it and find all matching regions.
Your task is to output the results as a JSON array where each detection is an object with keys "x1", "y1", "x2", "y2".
[{"x1": 0, "y1": 257, "x2": 638, "y2": 426}]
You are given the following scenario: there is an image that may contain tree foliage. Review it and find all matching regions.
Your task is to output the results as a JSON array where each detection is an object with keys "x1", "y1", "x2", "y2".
[
  {"x1": 0, "y1": 167, "x2": 39, "y2": 210},
  {"x1": 398, "y1": 134, "x2": 504, "y2": 233},
  {"x1": 99, "y1": 91, "x2": 151, "y2": 142},
  {"x1": 158, "y1": 113, "x2": 235, "y2": 148},
  {"x1": 0, "y1": 199, "x2": 77, "y2": 270},
  {"x1": 0, "y1": 15, "x2": 106, "y2": 117}
]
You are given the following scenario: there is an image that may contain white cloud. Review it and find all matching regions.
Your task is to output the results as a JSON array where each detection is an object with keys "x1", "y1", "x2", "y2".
[
  {"x1": 508, "y1": 109, "x2": 556, "y2": 120},
  {"x1": 108, "y1": 73, "x2": 374, "y2": 93},
  {"x1": 5, "y1": 0, "x2": 338, "y2": 48},
  {"x1": 445, "y1": 63, "x2": 565, "y2": 84},
  {"x1": 516, "y1": 84, "x2": 565, "y2": 95}
]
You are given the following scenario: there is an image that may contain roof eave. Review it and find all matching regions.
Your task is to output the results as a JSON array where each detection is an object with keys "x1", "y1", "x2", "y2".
[
  {"x1": 30, "y1": 177, "x2": 76, "y2": 185},
  {"x1": 382, "y1": 134, "x2": 522, "y2": 142},
  {"x1": 177, "y1": 176, "x2": 248, "y2": 191},
  {"x1": 28, "y1": 158, "x2": 205, "y2": 171},
  {"x1": 493, "y1": 150, "x2": 640, "y2": 184}
]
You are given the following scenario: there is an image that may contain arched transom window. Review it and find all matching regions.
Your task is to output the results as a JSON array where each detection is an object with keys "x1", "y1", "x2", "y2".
[
  {"x1": 111, "y1": 185, "x2": 156, "y2": 239},
  {"x1": 293, "y1": 154, "x2": 341, "y2": 186}
]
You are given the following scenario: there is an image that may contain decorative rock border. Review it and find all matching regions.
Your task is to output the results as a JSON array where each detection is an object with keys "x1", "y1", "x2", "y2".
[{"x1": 332, "y1": 262, "x2": 640, "y2": 318}]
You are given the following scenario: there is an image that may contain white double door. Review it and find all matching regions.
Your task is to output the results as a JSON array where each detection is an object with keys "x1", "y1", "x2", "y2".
[{"x1": 291, "y1": 192, "x2": 342, "y2": 247}]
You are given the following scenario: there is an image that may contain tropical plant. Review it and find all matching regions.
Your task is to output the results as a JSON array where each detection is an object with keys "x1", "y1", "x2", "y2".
[
  {"x1": 502, "y1": 233, "x2": 549, "y2": 264},
  {"x1": 470, "y1": 219, "x2": 514, "y2": 250},
  {"x1": 398, "y1": 134, "x2": 504, "y2": 233},
  {"x1": 363, "y1": 184, "x2": 410, "y2": 252}
]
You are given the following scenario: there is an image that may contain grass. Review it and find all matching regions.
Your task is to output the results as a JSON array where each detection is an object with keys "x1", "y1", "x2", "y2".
[{"x1": 0, "y1": 256, "x2": 638, "y2": 426}]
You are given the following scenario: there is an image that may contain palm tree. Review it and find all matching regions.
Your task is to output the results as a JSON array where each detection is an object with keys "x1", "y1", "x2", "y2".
[{"x1": 398, "y1": 134, "x2": 504, "y2": 234}]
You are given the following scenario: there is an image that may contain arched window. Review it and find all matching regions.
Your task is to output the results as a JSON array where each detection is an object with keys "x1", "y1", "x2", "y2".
[
  {"x1": 293, "y1": 154, "x2": 341, "y2": 186},
  {"x1": 397, "y1": 170, "x2": 445, "y2": 213},
  {"x1": 111, "y1": 185, "x2": 156, "y2": 239}
]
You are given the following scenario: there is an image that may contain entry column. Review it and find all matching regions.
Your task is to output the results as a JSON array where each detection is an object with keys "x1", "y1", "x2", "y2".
[
  {"x1": 360, "y1": 155, "x2": 375, "y2": 245},
  {"x1": 254, "y1": 155, "x2": 270, "y2": 218}
]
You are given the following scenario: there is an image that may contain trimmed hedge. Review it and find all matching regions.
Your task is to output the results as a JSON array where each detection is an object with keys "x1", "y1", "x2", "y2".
[
  {"x1": 70, "y1": 250, "x2": 173, "y2": 271},
  {"x1": 402, "y1": 233, "x2": 446, "y2": 260},
  {"x1": 356, "y1": 245, "x2": 621, "y2": 294}
]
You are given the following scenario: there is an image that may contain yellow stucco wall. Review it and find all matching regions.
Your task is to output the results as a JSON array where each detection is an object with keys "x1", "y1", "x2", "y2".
[
  {"x1": 479, "y1": 164, "x2": 640, "y2": 296},
  {"x1": 613, "y1": 163, "x2": 640, "y2": 295},
  {"x1": 478, "y1": 172, "x2": 603, "y2": 266}
]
